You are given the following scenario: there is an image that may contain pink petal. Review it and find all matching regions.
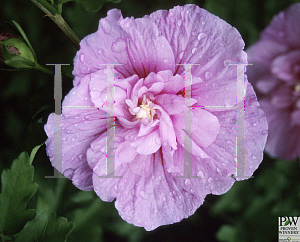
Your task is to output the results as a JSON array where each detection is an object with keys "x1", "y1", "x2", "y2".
[{"x1": 149, "y1": 4, "x2": 247, "y2": 106}]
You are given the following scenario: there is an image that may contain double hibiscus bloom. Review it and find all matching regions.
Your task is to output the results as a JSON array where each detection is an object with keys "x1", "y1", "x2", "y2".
[{"x1": 45, "y1": 4, "x2": 268, "y2": 230}]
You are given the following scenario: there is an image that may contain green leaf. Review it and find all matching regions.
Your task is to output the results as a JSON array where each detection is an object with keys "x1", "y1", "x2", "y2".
[
  {"x1": 284, "y1": 220, "x2": 290, "y2": 226},
  {"x1": 0, "y1": 152, "x2": 38, "y2": 235},
  {"x1": 29, "y1": 142, "x2": 45, "y2": 165},
  {"x1": 15, "y1": 211, "x2": 74, "y2": 242},
  {"x1": 74, "y1": 0, "x2": 121, "y2": 12}
]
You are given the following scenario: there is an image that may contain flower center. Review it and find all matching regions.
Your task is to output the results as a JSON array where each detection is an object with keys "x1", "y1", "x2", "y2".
[
  {"x1": 294, "y1": 82, "x2": 300, "y2": 93},
  {"x1": 136, "y1": 98, "x2": 155, "y2": 120}
]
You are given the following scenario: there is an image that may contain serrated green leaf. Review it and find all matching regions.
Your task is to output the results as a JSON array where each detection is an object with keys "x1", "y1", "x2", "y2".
[
  {"x1": 284, "y1": 220, "x2": 290, "y2": 226},
  {"x1": 74, "y1": 0, "x2": 121, "y2": 12},
  {"x1": 15, "y1": 211, "x2": 74, "y2": 242},
  {"x1": 0, "y1": 152, "x2": 38, "y2": 235}
]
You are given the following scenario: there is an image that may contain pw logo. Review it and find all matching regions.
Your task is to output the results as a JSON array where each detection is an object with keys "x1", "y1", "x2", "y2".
[{"x1": 280, "y1": 217, "x2": 300, "y2": 227}]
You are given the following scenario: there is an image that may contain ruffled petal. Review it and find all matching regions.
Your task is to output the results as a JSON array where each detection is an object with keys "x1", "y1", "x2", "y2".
[
  {"x1": 148, "y1": 4, "x2": 247, "y2": 106},
  {"x1": 44, "y1": 76, "x2": 107, "y2": 190}
]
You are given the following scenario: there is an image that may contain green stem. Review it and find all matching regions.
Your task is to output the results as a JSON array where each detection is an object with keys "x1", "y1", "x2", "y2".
[
  {"x1": 31, "y1": 0, "x2": 58, "y2": 15},
  {"x1": 51, "y1": 14, "x2": 80, "y2": 50},
  {"x1": 34, "y1": 62, "x2": 53, "y2": 75},
  {"x1": 30, "y1": 0, "x2": 80, "y2": 50}
]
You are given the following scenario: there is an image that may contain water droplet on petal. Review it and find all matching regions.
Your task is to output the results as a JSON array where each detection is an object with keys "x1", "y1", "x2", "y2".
[
  {"x1": 80, "y1": 54, "x2": 84, "y2": 62},
  {"x1": 201, "y1": 21, "x2": 205, "y2": 25},
  {"x1": 158, "y1": 176, "x2": 162, "y2": 181},
  {"x1": 208, "y1": 177, "x2": 212, "y2": 182},
  {"x1": 185, "y1": 179, "x2": 191, "y2": 185},
  {"x1": 140, "y1": 190, "x2": 149, "y2": 200},
  {"x1": 163, "y1": 58, "x2": 168, "y2": 63},
  {"x1": 162, "y1": 196, "x2": 166, "y2": 201},
  {"x1": 262, "y1": 130, "x2": 268, "y2": 135},
  {"x1": 205, "y1": 72, "x2": 212, "y2": 79},
  {"x1": 253, "y1": 122, "x2": 257, "y2": 126},
  {"x1": 192, "y1": 47, "x2": 198, "y2": 54},
  {"x1": 249, "y1": 165, "x2": 253, "y2": 169},
  {"x1": 97, "y1": 49, "x2": 104, "y2": 56},
  {"x1": 179, "y1": 51, "x2": 184, "y2": 59},
  {"x1": 111, "y1": 38, "x2": 127, "y2": 53},
  {"x1": 198, "y1": 33, "x2": 207, "y2": 41},
  {"x1": 100, "y1": 18, "x2": 112, "y2": 34},
  {"x1": 197, "y1": 171, "x2": 204, "y2": 177},
  {"x1": 177, "y1": 19, "x2": 182, "y2": 27}
]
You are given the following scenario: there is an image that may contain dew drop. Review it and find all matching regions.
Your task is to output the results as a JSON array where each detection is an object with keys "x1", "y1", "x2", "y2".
[
  {"x1": 111, "y1": 38, "x2": 127, "y2": 53},
  {"x1": 162, "y1": 196, "x2": 166, "y2": 201},
  {"x1": 179, "y1": 51, "x2": 184, "y2": 59},
  {"x1": 131, "y1": 188, "x2": 135, "y2": 195},
  {"x1": 252, "y1": 155, "x2": 256, "y2": 160},
  {"x1": 163, "y1": 58, "x2": 168, "y2": 63},
  {"x1": 249, "y1": 165, "x2": 253, "y2": 169},
  {"x1": 192, "y1": 47, "x2": 198, "y2": 54},
  {"x1": 219, "y1": 146, "x2": 225, "y2": 152},
  {"x1": 253, "y1": 122, "x2": 257, "y2": 127},
  {"x1": 197, "y1": 33, "x2": 207, "y2": 41},
  {"x1": 140, "y1": 191, "x2": 149, "y2": 200},
  {"x1": 72, "y1": 91, "x2": 76, "y2": 95},
  {"x1": 97, "y1": 49, "x2": 104, "y2": 56},
  {"x1": 197, "y1": 171, "x2": 204, "y2": 177},
  {"x1": 201, "y1": 21, "x2": 205, "y2": 25},
  {"x1": 62, "y1": 137, "x2": 66, "y2": 141},
  {"x1": 262, "y1": 130, "x2": 268, "y2": 135},
  {"x1": 177, "y1": 19, "x2": 182, "y2": 27},
  {"x1": 158, "y1": 176, "x2": 162, "y2": 181},
  {"x1": 80, "y1": 54, "x2": 84, "y2": 62},
  {"x1": 74, "y1": 123, "x2": 78, "y2": 127},
  {"x1": 114, "y1": 185, "x2": 118, "y2": 191},
  {"x1": 71, "y1": 138, "x2": 75, "y2": 142},
  {"x1": 100, "y1": 18, "x2": 112, "y2": 34},
  {"x1": 205, "y1": 72, "x2": 212, "y2": 79},
  {"x1": 185, "y1": 179, "x2": 191, "y2": 185},
  {"x1": 208, "y1": 177, "x2": 212, "y2": 182}
]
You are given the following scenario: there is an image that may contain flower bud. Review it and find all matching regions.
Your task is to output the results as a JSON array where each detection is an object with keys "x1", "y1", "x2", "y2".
[{"x1": 0, "y1": 32, "x2": 36, "y2": 68}]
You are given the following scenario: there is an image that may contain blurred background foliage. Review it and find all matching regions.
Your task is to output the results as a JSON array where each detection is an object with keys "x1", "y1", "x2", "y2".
[{"x1": 0, "y1": 0, "x2": 300, "y2": 241}]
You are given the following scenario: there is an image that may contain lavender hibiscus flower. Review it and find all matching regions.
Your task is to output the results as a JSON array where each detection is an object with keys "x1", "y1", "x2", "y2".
[
  {"x1": 247, "y1": 3, "x2": 300, "y2": 160},
  {"x1": 45, "y1": 4, "x2": 268, "y2": 230}
]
